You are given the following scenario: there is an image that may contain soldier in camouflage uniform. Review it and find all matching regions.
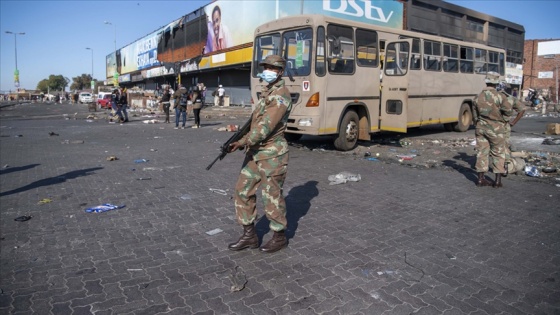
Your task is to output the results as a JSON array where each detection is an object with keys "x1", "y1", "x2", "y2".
[
  {"x1": 473, "y1": 72, "x2": 513, "y2": 188},
  {"x1": 227, "y1": 55, "x2": 292, "y2": 253}
]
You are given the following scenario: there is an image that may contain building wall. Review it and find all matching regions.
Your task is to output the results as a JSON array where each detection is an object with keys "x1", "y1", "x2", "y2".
[{"x1": 523, "y1": 39, "x2": 560, "y2": 102}]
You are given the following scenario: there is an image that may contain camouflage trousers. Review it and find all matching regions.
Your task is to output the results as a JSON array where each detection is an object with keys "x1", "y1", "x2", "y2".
[
  {"x1": 234, "y1": 153, "x2": 289, "y2": 231},
  {"x1": 475, "y1": 124, "x2": 508, "y2": 173}
]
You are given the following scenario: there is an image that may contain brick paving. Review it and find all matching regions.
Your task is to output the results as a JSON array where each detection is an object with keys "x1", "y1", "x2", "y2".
[{"x1": 1, "y1": 102, "x2": 559, "y2": 314}]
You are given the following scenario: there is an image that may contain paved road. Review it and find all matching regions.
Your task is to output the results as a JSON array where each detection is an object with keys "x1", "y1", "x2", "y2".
[{"x1": 1, "y1": 102, "x2": 559, "y2": 314}]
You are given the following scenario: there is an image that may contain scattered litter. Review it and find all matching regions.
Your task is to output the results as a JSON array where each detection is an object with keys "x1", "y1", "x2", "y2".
[
  {"x1": 542, "y1": 138, "x2": 560, "y2": 145},
  {"x1": 180, "y1": 194, "x2": 192, "y2": 200},
  {"x1": 364, "y1": 152, "x2": 371, "y2": 157},
  {"x1": 149, "y1": 149, "x2": 158, "y2": 152},
  {"x1": 85, "y1": 204, "x2": 125, "y2": 213},
  {"x1": 397, "y1": 154, "x2": 417, "y2": 161},
  {"x1": 470, "y1": 140, "x2": 477, "y2": 146},
  {"x1": 14, "y1": 215, "x2": 32, "y2": 222},
  {"x1": 525, "y1": 165, "x2": 541, "y2": 177},
  {"x1": 545, "y1": 123, "x2": 560, "y2": 135},
  {"x1": 127, "y1": 269, "x2": 143, "y2": 272},
  {"x1": 71, "y1": 140, "x2": 84, "y2": 144},
  {"x1": 134, "y1": 159, "x2": 148, "y2": 163},
  {"x1": 49, "y1": 132, "x2": 59, "y2": 136},
  {"x1": 542, "y1": 167, "x2": 557, "y2": 173},
  {"x1": 37, "y1": 198, "x2": 52, "y2": 205},
  {"x1": 106, "y1": 156, "x2": 118, "y2": 161},
  {"x1": 153, "y1": 136, "x2": 162, "y2": 139},
  {"x1": 137, "y1": 177, "x2": 152, "y2": 180},
  {"x1": 14, "y1": 135, "x2": 23, "y2": 137},
  {"x1": 143, "y1": 167, "x2": 163, "y2": 171},
  {"x1": 328, "y1": 172, "x2": 361, "y2": 185},
  {"x1": 365, "y1": 157, "x2": 379, "y2": 161},
  {"x1": 206, "y1": 228, "x2": 223, "y2": 235},
  {"x1": 229, "y1": 266, "x2": 248, "y2": 292},
  {"x1": 377, "y1": 271, "x2": 384, "y2": 275},
  {"x1": 142, "y1": 119, "x2": 159, "y2": 124},
  {"x1": 399, "y1": 139, "x2": 412, "y2": 146},
  {"x1": 2, "y1": 164, "x2": 8, "y2": 168},
  {"x1": 445, "y1": 253, "x2": 456, "y2": 260},
  {"x1": 209, "y1": 188, "x2": 228, "y2": 195}
]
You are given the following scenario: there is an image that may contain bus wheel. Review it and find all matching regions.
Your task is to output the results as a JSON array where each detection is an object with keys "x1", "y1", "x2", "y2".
[
  {"x1": 454, "y1": 103, "x2": 472, "y2": 132},
  {"x1": 334, "y1": 110, "x2": 359, "y2": 151},
  {"x1": 285, "y1": 133, "x2": 303, "y2": 142}
]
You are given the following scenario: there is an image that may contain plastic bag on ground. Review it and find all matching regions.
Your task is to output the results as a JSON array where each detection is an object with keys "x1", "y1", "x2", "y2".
[
  {"x1": 328, "y1": 172, "x2": 361, "y2": 185},
  {"x1": 85, "y1": 204, "x2": 125, "y2": 213},
  {"x1": 525, "y1": 165, "x2": 540, "y2": 177}
]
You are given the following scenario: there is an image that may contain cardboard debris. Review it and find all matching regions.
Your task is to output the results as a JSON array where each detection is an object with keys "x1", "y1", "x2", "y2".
[{"x1": 545, "y1": 123, "x2": 560, "y2": 135}]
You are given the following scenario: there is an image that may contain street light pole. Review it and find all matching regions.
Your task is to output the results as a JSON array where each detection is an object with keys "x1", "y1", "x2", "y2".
[
  {"x1": 104, "y1": 21, "x2": 118, "y2": 86},
  {"x1": 5, "y1": 31, "x2": 25, "y2": 89}
]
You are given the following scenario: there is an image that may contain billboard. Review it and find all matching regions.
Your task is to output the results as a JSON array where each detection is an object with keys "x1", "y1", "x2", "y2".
[{"x1": 106, "y1": 0, "x2": 404, "y2": 78}]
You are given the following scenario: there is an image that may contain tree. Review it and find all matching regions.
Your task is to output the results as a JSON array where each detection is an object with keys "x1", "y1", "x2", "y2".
[
  {"x1": 35, "y1": 75, "x2": 70, "y2": 93},
  {"x1": 70, "y1": 74, "x2": 95, "y2": 91}
]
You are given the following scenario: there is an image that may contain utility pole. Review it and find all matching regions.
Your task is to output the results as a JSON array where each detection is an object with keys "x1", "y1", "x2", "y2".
[{"x1": 5, "y1": 31, "x2": 25, "y2": 92}]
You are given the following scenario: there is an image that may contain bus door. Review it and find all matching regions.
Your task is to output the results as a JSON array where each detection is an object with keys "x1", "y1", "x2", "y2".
[{"x1": 379, "y1": 40, "x2": 411, "y2": 133}]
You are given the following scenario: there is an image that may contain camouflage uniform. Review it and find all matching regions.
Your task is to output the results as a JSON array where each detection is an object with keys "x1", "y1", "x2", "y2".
[
  {"x1": 473, "y1": 87, "x2": 513, "y2": 174},
  {"x1": 233, "y1": 78, "x2": 292, "y2": 232}
]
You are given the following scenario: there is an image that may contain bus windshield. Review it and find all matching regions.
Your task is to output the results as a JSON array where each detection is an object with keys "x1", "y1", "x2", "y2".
[{"x1": 253, "y1": 28, "x2": 313, "y2": 77}]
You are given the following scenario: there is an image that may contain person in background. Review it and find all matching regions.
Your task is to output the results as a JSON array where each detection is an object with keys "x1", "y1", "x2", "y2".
[
  {"x1": 191, "y1": 84, "x2": 203, "y2": 128},
  {"x1": 199, "y1": 82, "x2": 207, "y2": 105},
  {"x1": 110, "y1": 88, "x2": 122, "y2": 122},
  {"x1": 159, "y1": 86, "x2": 171, "y2": 123},
  {"x1": 118, "y1": 88, "x2": 129, "y2": 123},
  {"x1": 472, "y1": 72, "x2": 513, "y2": 188},
  {"x1": 216, "y1": 85, "x2": 225, "y2": 106},
  {"x1": 227, "y1": 55, "x2": 293, "y2": 253},
  {"x1": 172, "y1": 84, "x2": 189, "y2": 129}
]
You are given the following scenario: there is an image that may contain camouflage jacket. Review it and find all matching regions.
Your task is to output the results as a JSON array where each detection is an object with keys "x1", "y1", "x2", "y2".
[
  {"x1": 502, "y1": 94, "x2": 525, "y2": 120},
  {"x1": 239, "y1": 79, "x2": 292, "y2": 160},
  {"x1": 473, "y1": 87, "x2": 513, "y2": 127}
]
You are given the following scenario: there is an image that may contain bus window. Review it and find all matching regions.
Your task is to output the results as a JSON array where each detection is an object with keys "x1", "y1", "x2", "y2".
[
  {"x1": 474, "y1": 49, "x2": 487, "y2": 74},
  {"x1": 327, "y1": 24, "x2": 354, "y2": 74},
  {"x1": 385, "y1": 41, "x2": 409, "y2": 76},
  {"x1": 316, "y1": 26, "x2": 326, "y2": 76},
  {"x1": 356, "y1": 29, "x2": 377, "y2": 67},
  {"x1": 400, "y1": 37, "x2": 421, "y2": 70},
  {"x1": 443, "y1": 43, "x2": 458, "y2": 72},
  {"x1": 282, "y1": 28, "x2": 313, "y2": 76},
  {"x1": 487, "y1": 50, "x2": 500, "y2": 73},
  {"x1": 423, "y1": 40, "x2": 441, "y2": 71},
  {"x1": 253, "y1": 33, "x2": 281, "y2": 77},
  {"x1": 460, "y1": 46, "x2": 473, "y2": 73}
]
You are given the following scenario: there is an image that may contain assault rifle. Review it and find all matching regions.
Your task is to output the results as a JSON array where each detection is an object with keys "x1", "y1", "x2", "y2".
[{"x1": 206, "y1": 115, "x2": 252, "y2": 170}]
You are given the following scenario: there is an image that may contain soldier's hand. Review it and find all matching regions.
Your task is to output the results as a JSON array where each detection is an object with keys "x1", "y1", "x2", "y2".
[{"x1": 228, "y1": 141, "x2": 243, "y2": 153}]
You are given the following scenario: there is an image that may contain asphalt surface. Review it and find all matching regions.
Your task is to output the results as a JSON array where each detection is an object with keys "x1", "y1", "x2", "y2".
[{"x1": 1, "y1": 102, "x2": 559, "y2": 314}]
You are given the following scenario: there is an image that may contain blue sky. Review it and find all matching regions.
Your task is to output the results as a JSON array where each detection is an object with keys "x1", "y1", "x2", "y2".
[{"x1": 1, "y1": 0, "x2": 559, "y2": 93}]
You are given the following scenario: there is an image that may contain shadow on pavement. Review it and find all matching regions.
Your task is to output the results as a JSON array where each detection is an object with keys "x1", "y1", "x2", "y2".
[
  {"x1": 0, "y1": 163, "x2": 40, "y2": 176},
  {"x1": 255, "y1": 180, "x2": 319, "y2": 241},
  {"x1": 0, "y1": 167, "x2": 103, "y2": 197},
  {"x1": 442, "y1": 152, "x2": 479, "y2": 185}
]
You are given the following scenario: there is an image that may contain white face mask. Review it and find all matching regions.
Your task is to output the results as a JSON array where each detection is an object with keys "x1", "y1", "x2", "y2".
[{"x1": 259, "y1": 70, "x2": 278, "y2": 83}]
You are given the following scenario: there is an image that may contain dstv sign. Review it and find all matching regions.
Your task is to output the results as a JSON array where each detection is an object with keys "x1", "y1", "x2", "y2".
[{"x1": 318, "y1": 0, "x2": 403, "y2": 27}]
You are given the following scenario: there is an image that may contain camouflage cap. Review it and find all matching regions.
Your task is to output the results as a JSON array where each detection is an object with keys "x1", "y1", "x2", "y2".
[
  {"x1": 485, "y1": 71, "x2": 500, "y2": 84},
  {"x1": 259, "y1": 55, "x2": 286, "y2": 70}
]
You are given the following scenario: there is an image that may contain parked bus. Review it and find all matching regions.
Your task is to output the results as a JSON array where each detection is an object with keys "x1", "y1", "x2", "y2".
[{"x1": 250, "y1": 14, "x2": 506, "y2": 151}]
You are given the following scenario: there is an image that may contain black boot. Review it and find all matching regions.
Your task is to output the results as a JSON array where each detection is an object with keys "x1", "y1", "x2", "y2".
[
  {"x1": 493, "y1": 173, "x2": 503, "y2": 188},
  {"x1": 260, "y1": 230, "x2": 287, "y2": 253},
  {"x1": 228, "y1": 224, "x2": 258, "y2": 251},
  {"x1": 477, "y1": 172, "x2": 492, "y2": 187}
]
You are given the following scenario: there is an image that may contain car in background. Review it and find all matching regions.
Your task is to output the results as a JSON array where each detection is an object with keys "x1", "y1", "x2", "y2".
[
  {"x1": 79, "y1": 92, "x2": 93, "y2": 104},
  {"x1": 97, "y1": 93, "x2": 113, "y2": 108}
]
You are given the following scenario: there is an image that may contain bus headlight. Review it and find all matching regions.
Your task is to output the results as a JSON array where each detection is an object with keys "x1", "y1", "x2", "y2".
[{"x1": 298, "y1": 118, "x2": 313, "y2": 127}]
